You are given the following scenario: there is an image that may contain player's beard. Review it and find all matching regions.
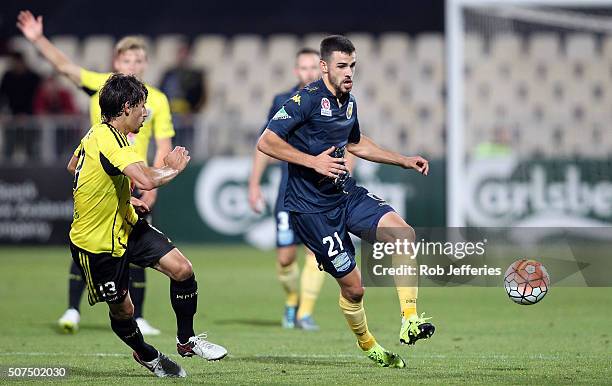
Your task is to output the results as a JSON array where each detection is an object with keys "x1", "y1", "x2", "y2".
[{"x1": 330, "y1": 74, "x2": 352, "y2": 97}]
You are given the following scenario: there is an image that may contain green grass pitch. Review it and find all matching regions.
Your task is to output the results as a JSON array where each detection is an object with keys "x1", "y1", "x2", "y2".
[{"x1": 0, "y1": 245, "x2": 610, "y2": 384}]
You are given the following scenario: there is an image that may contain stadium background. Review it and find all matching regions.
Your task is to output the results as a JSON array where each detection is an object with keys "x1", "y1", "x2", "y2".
[
  {"x1": 0, "y1": 1, "x2": 611, "y2": 383},
  {"x1": 0, "y1": 0, "x2": 449, "y2": 247}
]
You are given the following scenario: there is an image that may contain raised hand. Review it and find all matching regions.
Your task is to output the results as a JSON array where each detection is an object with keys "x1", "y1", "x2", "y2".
[
  {"x1": 164, "y1": 146, "x2": 191, "y2": 172},
  {"x1": 17, "y1": 10, "x2": 43, "y2": 42}
]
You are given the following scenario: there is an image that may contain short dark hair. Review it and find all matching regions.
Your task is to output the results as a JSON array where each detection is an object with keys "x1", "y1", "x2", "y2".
[
  {"x1": 320, "y1": 35, "x2": 355, "y2": 62},
  {"x1": 296, "y1": 47, "x2": 320, "y2": 58},
  {"x1": 99, "y1": 73, "x2": 148, "y2": 122}
]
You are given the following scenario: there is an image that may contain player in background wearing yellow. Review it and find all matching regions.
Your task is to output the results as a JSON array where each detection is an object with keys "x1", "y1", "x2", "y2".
[
  {"x1": 18, "y1": 10, "x2": 172, "y2": 335},
  {"x1": 66, "y1": 74, "x2": 226, "y2": 377}
]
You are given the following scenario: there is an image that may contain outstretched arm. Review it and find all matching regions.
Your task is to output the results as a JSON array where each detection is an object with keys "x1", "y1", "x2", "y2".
[
  {"x1": 248, "y1": 149, "x2": 271, "y2": 213},
  {"x1": 347, "y1": 134, "x2": 429, "y2": 175},
  {"x1": 123, "y1": 146, "x2": 191, "y2": 191},
  {"x1": 257, "y1": 129, "x2": 347, "y2": 179},
  {"x1": 17, "y1": 10, "x2": 82, "y2": 85}
]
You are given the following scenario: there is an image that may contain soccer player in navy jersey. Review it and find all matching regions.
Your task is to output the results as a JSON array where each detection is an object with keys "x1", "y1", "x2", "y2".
[
  {"x1": 248, "y1": 48, "x2": 326, "y2": 331},
  {"x1": 258, "y1": 35, "x2": 434, "y2": 367}
]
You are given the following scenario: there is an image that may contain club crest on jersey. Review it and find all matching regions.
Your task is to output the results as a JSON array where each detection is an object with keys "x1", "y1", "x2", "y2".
[
  {"x1": 321, "y1": 97, "x2": 332, "y2": 117},
  {"x1": 346, "y1": 101, "x2": 354, "y2": 119}
]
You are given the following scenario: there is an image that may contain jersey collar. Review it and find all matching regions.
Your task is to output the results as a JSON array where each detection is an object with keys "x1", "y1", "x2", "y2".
[
  {"x1": 316, "y1": 78, "x2": 350, "y2": 106},
  {"x1": 103, "y1": 122, "x2": 128, "y2": 138}
]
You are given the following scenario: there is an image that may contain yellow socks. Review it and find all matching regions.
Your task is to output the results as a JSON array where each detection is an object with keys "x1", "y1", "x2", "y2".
[
  {"x1": 277, "y1": 260, "x2": 299, "y2": 307},
  {"x1": 338, "y1": 294, "x2": 376, "y2": 351},
  {"x1": 392, "y1": 248, "x2": 418, "y2": 321},
  {"x1": 297, "y1": 251, "x2": 325, "y2": 320},
  {"x1": 397, "y1": 287, "x2": 418, "y2": 320}
]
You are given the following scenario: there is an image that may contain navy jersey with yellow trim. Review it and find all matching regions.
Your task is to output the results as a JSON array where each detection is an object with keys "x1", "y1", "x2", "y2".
[{"x1": 267, "y1": 78, "x2": 360, "y2": 213}]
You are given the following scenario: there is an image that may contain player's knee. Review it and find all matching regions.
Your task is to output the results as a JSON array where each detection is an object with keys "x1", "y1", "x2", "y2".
[
  {"x1": 110, "y1": 300, "x2": 134, "y2": 320},
  {"x1": 402, "y1": 224, "x2": 416, "y2": 243},
  {"x1": 342, "y1": 286, "x2": 364, "y2": 303},
  {"x1": 379, "y1": 223, "x2": 416, "y2": 244},
  {"x1": 276, "y1": 247, "x2": 295, "y2": 267},
  {"x1": 277, "y1": 251, "x2": 296, "y2": 267},
  {"x1": 172, "y1": 259, "x2": 194, "y2": 281}
]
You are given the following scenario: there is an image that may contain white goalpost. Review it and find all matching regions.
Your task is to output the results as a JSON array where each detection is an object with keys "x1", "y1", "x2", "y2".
[{"x1": 446, "y1": 0, "x2": 612, "y2": 227}]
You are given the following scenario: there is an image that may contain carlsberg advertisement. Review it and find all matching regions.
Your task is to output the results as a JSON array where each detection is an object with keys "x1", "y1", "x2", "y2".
[
  {"x1": 465, "y1": 157, "x2": 612, "y2": 227},
  {"x1": 155, "y1": 156, "x2": 611, "y2": 246}
]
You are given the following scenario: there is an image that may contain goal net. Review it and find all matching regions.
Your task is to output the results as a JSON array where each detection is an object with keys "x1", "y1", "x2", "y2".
[{"x1": 447, "y1": 0, "x2": 612, "y2": 227}]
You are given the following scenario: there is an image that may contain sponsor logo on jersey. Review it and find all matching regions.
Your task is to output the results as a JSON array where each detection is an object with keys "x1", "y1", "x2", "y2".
[
  {"x1": 290, "y1": 94, "x2": 301, "y2": 106},
  {"x1": 321, "y1": 97, "x2": 332, "y2": 117},
  {"x1": 346, "y1": 101, "x2": 354, "y2": 119},
  {"x1": 272, "y1": 107, "x2": 291, "y2": 120}
]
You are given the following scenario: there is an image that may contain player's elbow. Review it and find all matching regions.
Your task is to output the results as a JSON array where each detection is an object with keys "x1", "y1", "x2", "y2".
[
  {"x1": 256, "y1": 134, "x2": 271, "y2": 155},
  {"x1": 124, "y1": 163, "x2": 157, "y2": 191},
  {"x1": 56, "y1": 62, "x2": 74, "y2": 78},
  {"x1": 346, "y1": 143, "x2": 366, "y2": 159}
]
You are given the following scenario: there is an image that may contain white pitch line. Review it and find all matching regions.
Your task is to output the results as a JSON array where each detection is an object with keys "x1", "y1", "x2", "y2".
[
  {"x1": 0, "y1": 352, "x2": 580, "y2": 360},
  {"x1": 0, "y1": 352, "x2": 128, "y2": 357}
]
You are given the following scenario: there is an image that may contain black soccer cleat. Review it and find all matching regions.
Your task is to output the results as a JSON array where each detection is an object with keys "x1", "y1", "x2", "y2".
[{"x1": 133, "y1": 351, "x2": 186, "y2": 378}]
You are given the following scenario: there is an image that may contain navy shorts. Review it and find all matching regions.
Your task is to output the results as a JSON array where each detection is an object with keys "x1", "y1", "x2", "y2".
[
  {"x1": 290, "y1": 185, "x2": 394, "y2": 278},
  {"x1": 275, "y1": 209, "x2": 302, "y2": 248}
]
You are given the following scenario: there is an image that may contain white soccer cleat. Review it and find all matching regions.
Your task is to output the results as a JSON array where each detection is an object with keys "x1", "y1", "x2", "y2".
[
  {"x1": 58, "y1": 308, "x2": 80, "y2": 334},
  {"x1": 136, "y1": 318, "x2": 161, "y2": 336},
  {"x1": 176, "y1": 333, "x2": 228, "y2": 361}
]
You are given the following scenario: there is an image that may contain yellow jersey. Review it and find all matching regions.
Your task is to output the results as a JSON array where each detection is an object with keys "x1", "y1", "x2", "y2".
[
  {"x1": 70, "y1": 123, "x2": 144, "y2": 257},
  {"x1": 80, "y1": 69, "x2": 174, "y2": 163}
]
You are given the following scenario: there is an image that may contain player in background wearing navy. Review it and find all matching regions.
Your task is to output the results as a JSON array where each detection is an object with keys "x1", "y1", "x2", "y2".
[
  {"x1": 258, "y1": 35, "x2": 435, "y2": 367},
  {"x1": 248, "y1": 48, "x2": 326, "y2": 331}
]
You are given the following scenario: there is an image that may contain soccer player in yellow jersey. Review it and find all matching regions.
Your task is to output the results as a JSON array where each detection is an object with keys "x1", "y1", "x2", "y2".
[
  {"x1": 68, "y1": 73, "x2": 226, "y2": 377},
  {"x1": 18, "y1": 10, "x2": 172, "y2": 335}
]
